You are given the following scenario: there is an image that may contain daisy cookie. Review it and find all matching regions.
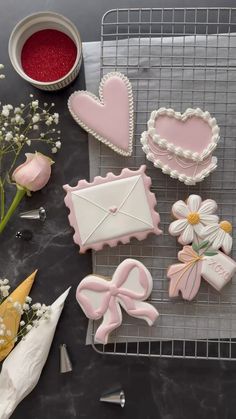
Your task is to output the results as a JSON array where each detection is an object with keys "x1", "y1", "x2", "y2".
[
  {"x1": 169, "y1": 194, "x2": 218, "y2": 245},
  {"x1": 76, "y1": 258, "x2": 159, "y2": 344},
  {"x1": 200, "y1": 220, "x2": 233, "y2": 255},
  {"x1": 68, "y1": 72, "x2": 134, "y2": 156},
  {"x1": 141, "y1": 107, "x2": 220, "y2": 185},
  {"x1": 63, "y1": 165, "x2": 162, "y2": 253}
]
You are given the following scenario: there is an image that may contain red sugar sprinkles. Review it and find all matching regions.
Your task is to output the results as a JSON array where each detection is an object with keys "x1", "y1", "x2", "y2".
[{"x1": 21, "y1": 29, "x2": 77, "y2": 82}]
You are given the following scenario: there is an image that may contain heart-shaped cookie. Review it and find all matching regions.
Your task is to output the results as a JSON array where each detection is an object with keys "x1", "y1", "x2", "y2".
[
  {"x1": 141, "y1": 132, "x2": 218, "y2": 185},
  {"x1": 68, "y1": 72, "x2": 134, "y2": 156},
  {"x1": 147, "y1": 108, "x2": 220, "y2": 161}
]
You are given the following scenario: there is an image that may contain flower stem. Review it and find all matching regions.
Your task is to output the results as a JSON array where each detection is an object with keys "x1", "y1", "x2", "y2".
[{"x1": 0, "y1": 186, "x2": 26, "y2": 234}]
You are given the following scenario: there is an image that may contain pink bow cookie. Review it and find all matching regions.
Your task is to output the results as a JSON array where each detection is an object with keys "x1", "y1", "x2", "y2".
[{"x1": 76, "y1": 259, "x2": 159, "y2": 344}]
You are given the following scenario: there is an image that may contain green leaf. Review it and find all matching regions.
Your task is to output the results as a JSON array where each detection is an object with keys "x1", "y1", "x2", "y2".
[
  {"x1": 197, "y1": 241, "x2": 209, "y2": 250},
  {"x1": 192, "y1": 243, "x2": 199, "y2": 253},
  {"x1": 204, "y1": 251, "x2": 218, "y2": 257}
]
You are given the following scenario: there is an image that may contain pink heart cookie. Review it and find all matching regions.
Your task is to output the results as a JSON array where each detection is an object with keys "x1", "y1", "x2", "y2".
[
  {"x1": 68, "y1": 72, "x2": 134, "y2": 156},
  {"x1": 147, "y1": 107, "x2": 220, "y2": 161}
]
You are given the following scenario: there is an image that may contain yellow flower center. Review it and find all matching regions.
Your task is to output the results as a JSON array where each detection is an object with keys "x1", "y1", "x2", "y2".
[
  {"x1": 187, "y1": 212, "x2": 200, "y2": 225},
  {"x1": 219, "y1": 220, "x2": 232, "y2": 233}
]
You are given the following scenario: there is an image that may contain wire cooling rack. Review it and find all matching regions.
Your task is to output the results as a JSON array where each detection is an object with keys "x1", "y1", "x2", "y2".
[{"x1": 91, "y1": 8, "x2": 236, "y2": 360}]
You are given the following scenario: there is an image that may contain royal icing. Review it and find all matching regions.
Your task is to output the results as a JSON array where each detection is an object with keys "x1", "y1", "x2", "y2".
[
  {"x1": 76, "y1": 258, "x2": 159, "y2": 344},
  {"x1": 167, "y1": 242, "x2": 236, "y2": 301},
  {"x1": 169, "y1": 194, "x2": 218, "y2": 245},
  {"x1": 200, "y1": 221, "x2": 233, "y2": 255},
  {"x1": 68, "y1": 72, "x2": 134, "y2": 156},
  {"x1": 141, "y1": 133, "x2": 217, "y2": 186},
  {"x1": 146, "y1": 107, "x2": 220, "y2": 161},
  {"x1": 63, "y1": 165, "x2": 162, "y2": 253}
]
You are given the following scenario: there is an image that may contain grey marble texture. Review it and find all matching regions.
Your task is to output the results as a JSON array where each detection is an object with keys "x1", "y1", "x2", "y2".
[{"x1": 1, "y1": 0, "x2": 236, "y2": 418}]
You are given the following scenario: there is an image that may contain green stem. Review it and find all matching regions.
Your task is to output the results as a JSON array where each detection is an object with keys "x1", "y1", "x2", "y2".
[
  {"x1": 0, "y1": 186, "x2": 26, "y2": 234},
  {"x1": 0, "y1": 179, "x2": 4, "y2": 221}
]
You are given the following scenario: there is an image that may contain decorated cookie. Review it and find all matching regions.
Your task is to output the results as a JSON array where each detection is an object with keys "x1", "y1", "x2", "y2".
[
  {"x1": 76, "y1": 258, "x2": 159, "y2": 344},
  {"x1": 167, "y1": 241, "x2": 236, "y2": 301},
  {"x1": 68, "y1": 72, "x2": 134, "y2": 156},
  {"x1": 200, "y1": 220, "x2": 233, "y2": 255},
  {"x1": 141, "y1": 107, "x2": 220, "y2": 185},
  {"x1": 63, "y1": 165, "x2": 162, "y2": 253},
  {"x1": 169, "y1": 194, "x2": 219, "y2": 245}
]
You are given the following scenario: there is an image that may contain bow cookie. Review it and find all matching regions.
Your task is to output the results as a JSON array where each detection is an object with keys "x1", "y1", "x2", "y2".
[{"x1": 76, "y1": 259, "x2": 159, "y2": 344}]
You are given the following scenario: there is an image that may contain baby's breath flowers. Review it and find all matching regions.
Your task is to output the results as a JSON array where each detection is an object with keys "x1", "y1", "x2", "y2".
[
  {"x1": 0, "y1": 64, "x2": 5, "y2": 80},
  {"x1": 0, "y1": 89, "x2": 62, "y2": 233},
  {"x1": 0, "y1": 277, "x2": 51, "y2": 349}
]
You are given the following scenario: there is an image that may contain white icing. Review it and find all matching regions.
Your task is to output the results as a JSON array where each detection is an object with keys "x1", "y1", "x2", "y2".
[
  {"x1": 147, "y1": 107, "x2": 220, "y2": 161},
  {"x1": 200, "y1": 223, "x2": 233, "y2": 255},
  {"x1": 141, "y1": 131, "x2": 218, "y2": 186},
  {"x1": 0, "y1": 288, "x2": 70, "y2": 419},
  {"x1": 71, "y1": 175, "x2": 154, "y2": 245},
  {"x1": 201, "y1": 253, "x2": 236, "y2": 291},
  {"x1": 169, "y1": 195, "x2": 219, "y2": 245}
]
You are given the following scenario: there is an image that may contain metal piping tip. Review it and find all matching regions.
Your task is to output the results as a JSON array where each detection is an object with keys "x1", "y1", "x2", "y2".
[
  {"x1": 100, "y1": 389, "x2": 125, "y2": 408},
  {"x1": 20, "y1": 207, "x2": 46, "y2": 221},
  {"x1": 60, "y1": 344, "x2": 72, "y2": 373}
]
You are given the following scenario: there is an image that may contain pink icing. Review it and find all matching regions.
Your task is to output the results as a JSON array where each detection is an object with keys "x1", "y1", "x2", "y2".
[
  {"x1": 63, "y1": 165, "x2": 162, "y2": 253},
  {"x1": 76, "y1": 259, "x2": 159, "y2": 344},
  {"x1": 68, "y1": 73, "x2": 133, "y2": 154},
  {"x1": 146, "y1": 135, "x2": 217, "y2": 182},
  {"x1": 155, "y1": 115, "x2": 212, "y2": 154},
  {"x1": 167, "y1": 246, "x2": 203, "y2": 301}
]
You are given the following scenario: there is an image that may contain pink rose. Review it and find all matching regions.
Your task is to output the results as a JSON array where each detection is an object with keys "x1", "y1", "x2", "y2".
[{"x1": 12, "y1": 152, "x2": 54, "y2": 192}]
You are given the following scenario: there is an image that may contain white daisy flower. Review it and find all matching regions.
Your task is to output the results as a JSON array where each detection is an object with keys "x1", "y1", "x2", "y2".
[
  {"x1": 200, "y1": 220, "x2": 233, "y2": 254},
  {"x1": 169, "y1": 194, "x2": 219, "y2": 245}
]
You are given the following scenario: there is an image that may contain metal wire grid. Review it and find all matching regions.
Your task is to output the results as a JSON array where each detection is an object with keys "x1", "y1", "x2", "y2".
[{"x1": 91, "y1": 8, "x2": 236, "y2": 359}]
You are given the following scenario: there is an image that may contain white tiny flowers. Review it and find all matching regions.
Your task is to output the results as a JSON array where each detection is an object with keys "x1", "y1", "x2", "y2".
[
  {"x1": 26, "y1": 324, "x2": 32, "y2": 331},
  {"x1": 169, "y1": 194, "x2": 219, "y2": 245},
  {"x1": 51, "y1": 147, "x2": 57, "y2": 154},
  {"x1": 0, "y1": 64, "x2": 5, "y2": 79},
  {"x1": 200, "y1": 220, "x2": 233, "y2": 255},
  {"x1": 0, "y1": 278, "x2": 10, "y2": 298},
  {"x1": 31, "y1": 100, "x2": 39, "y2": 108},
  {"x1": 55, "y1": 140, "x2": 61, "y2": 149},
  {"x1": 5, "y1": 131, "x2": 13, "y2": 142},
  {"x1": 32, "y1": 113, "x2": 40, "y2": 123}
]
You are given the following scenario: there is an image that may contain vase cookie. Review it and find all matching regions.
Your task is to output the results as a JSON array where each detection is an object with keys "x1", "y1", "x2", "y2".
[
  {"x1": 141, "y1": 107, "x2": 220, "y2": 185},
  {"x1": 63, "y1": 165, "x2": 162, "y2": 253},
  {"x1": 68, "y1": 72, "x2": 134, "y2": 156},
  {"x1": 76, "y1": 258, "x2": 159, "y2": 344},
  {"x1": 167, "y1": 241, "x2": 236, "y2": 301},
  {"x1": 169, "y1": 194, "x2": 218, "y2": 245}
]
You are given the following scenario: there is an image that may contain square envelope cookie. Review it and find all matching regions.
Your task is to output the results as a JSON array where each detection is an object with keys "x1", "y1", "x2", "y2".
[{"x1": 63, "y1": 165, "x2": 162, "y2": 253}]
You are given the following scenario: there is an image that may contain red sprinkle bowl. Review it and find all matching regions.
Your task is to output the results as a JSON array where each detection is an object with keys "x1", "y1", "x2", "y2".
[{"x1": 8, "y1": 12, "x2": 82, "y2": 91}]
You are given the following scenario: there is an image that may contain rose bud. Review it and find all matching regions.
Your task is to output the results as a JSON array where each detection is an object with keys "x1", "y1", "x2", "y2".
[{"x1": 12, "y1": 152, "x2": 54, "y2": 192}]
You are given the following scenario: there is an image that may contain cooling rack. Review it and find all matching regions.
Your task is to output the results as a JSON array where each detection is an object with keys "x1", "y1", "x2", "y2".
[{"x1": 91, "y1": 7, "x2": 236, "y2": 360}]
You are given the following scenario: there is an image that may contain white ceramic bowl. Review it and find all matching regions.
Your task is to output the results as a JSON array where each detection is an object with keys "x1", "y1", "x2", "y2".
[{"x1": 8, "y1": 11, "x2": 82, "y2": 91}]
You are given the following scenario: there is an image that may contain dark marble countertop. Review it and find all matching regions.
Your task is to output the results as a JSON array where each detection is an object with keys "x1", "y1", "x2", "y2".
[{"x1": 1, "y1": 1, "x2": 236, "y2": 418}]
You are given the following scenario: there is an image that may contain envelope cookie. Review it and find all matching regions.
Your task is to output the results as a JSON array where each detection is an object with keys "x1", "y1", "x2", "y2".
[
  {"x1": 76, "y1": 258, "x2": 159, "y2": 344},
  {"x1": 141, "y1": 107, "x2": 220, "y2": 185},
  {"x1": 68, "y1": 72, "x2": 134, "y2": 156},
  {"x1": 63, "y1": 165, "x2": 162, "y2": 253}
]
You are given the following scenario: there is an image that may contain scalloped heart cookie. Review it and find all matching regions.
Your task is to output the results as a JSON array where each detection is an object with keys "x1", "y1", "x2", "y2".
[{"x1": 68, "y1": 72, "x2": 134, "y2": 156}]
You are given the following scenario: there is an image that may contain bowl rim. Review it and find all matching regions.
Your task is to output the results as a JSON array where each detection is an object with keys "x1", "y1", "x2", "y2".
[{"x1": 8, "y1": 10, "x2": 82, "y2": 86}]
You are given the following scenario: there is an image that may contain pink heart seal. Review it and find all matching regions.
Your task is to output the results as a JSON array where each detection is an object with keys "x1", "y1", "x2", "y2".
[{"x1": 68, "y1": 72, "x2": 134, "y2": 156}]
